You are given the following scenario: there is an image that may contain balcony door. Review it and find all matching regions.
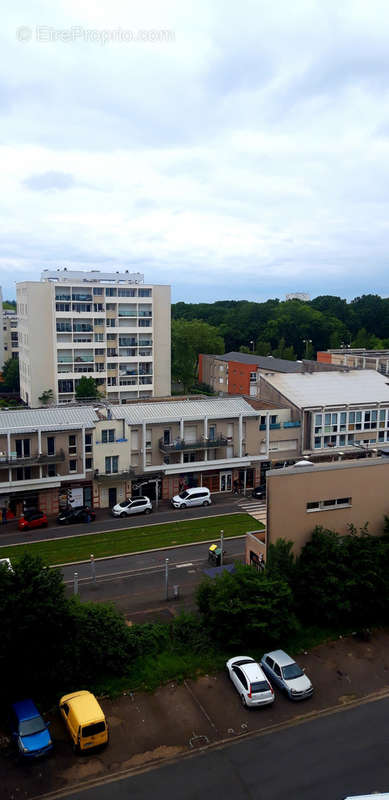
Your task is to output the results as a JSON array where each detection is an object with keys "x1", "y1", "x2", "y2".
[{"x1": 184, "y1": 427, "x2": 196, "y2": 443}]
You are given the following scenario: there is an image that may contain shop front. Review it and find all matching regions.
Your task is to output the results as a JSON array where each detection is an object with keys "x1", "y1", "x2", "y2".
[{"x1": 59, "y1": 480, "x2": 94, "y2": 510}]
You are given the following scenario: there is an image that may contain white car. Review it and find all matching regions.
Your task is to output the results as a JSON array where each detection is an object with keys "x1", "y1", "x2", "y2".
[
  {"x1": 0, "y1": 557, "x2": 13, "y2": 572},
  {"x1": 226, "y1": 656, "x2": 275, "y2": 708},
  {"x1": 112, "y1": 496, "x2": 152, "y2": 517},
  {"x1": 261, "y1": 649, "x2": 313, "y2": 700},
  {"x1": 171, "y1": 487, "x2": 211, "y2": 509}
]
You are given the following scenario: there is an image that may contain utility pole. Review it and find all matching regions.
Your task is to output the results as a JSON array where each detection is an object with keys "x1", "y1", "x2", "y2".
[
  {"x1": 73, "y1": 572, "x2": 78, "y2": 595},
  {"x1": 220, "y1": 530, "x2": 224, "y2": 566},
  {"x1": 90, "y1": 554, "x2": 96, "y2": 585},
  {"x1": 165, "y1": 557, "x2": 169, "y2": 600}
]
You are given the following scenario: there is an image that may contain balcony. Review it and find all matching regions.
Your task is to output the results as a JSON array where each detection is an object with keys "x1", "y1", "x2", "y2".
[
  {"x1": 0, "y1": 449, "x2": 66, "y2": 467},
  {"x1": 260, "y1": 423, "x2": 281, "y2": 430},
  {"x1": 283, "y1": 421, "x2": 301, "y2": 428},
  {"x1": 94, "y1": 468, "x2": 135, "y2": 481},
  {"x1": 159, "y1": 435, "x2": 228, "y2": 454}
]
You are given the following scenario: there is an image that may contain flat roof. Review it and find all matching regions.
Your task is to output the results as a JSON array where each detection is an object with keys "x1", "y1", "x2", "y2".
[
  {"x1": 260, "y1": 370, "x2": 389, "y2": 408},
  {"x1": 112, "y1": 396, "x2": 259, "y2": 424},
  {"x1": 206, "y1": 351, "x2": 303, "y2": 372},
  {"x1": 267, "y1": 456, "x2": 389, "y2": 478}
]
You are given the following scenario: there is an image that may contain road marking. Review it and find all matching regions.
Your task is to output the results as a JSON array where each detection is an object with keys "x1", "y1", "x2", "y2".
[
  {"x1": 62, "y1": 553, "x2": 245, "y2": 585},
  {"x1": 175, "y1": 562, "x2": 193, "y2": 568}
]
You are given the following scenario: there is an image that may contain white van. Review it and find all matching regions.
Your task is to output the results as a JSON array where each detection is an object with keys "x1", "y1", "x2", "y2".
[{"x1": 171, "y1": 487, "x2": 211, "y2": 509}]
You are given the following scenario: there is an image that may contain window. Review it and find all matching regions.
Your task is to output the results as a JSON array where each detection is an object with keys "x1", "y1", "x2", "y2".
[
  {"x1": 105, "y1": 455, "x2": 119, "y2": 474},
  {"x1": 270, "y1": 415, "x2": 278, "y2": 424},
  {"x1": 69, "y1": 459, "x2": 77, "y2": 472},
  {"x1": 47, "y1": 464, "x2": 56, "y2": 477},
  {"x1": 106, "y1": 303, "x2": 116, "y2": 310},
  {"x1": 16, "y1": 438, "x2": 30, "y2": 458},
  {"x1": 86, "y1": 458, "x2": 92, "y2": 470},
  {"x1": 250, "y1": 372, "x2": 257, "y2": 383},
  {"x1": 68, "y1": 435, "x2": 77, "y2": 455},
  {"x1": 138, "y1": 288, "x2": 151, "y2": 297},
  {"x1": 47, "y1": 437, "x2": 55, "y2": 456},
  {"x1": 118, "y1": 288, "x2": 136, "y2": 297},
  {"x1": 102, "y1": 429, "x2": 115, "y2": 443},
  {"x1": 163, "y1": 429, "x2": 170, "y2": 445},
  {"x1": 106, "y1": 288, "x2": 117, "y2": 296},
  {"x1": 307, "y1": 497, "x2": 352, "y2": 512},
  {"x1": 85, "y1": 433, "x2": 92, "y2": 453},
  {"x1": 209, "y1": 425, "x2": 216, "y2": 441},
  {"x1": 93, "y1": 287, "x2": 103, "y2": 295}
]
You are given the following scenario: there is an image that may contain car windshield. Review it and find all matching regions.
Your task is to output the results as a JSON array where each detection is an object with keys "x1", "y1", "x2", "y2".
[
  {"x1": 19, "y1": 716, "x2": 46, "y2": 736},
  {"x1": 178, "y1": 491, "x2": 189, "y2": 499},
  {"x1": 250, "y1": 681, "x2": 270, "y2": 693},
  {"x1": 282, "y1": 663, "x2": 304, "y2": 680},
  {"x1": 118, "y1": 501, "x2": 130, "y2": 507}
]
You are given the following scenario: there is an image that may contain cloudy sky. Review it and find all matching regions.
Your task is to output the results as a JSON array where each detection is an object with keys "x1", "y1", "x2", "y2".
[{"x1": 1, "y1": 0, "x2": 389, "y2": 302}]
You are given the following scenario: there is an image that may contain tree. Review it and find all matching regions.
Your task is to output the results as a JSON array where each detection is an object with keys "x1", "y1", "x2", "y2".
[
  {"x1": 2, "y1": 358, "x2": 20, "y2": 392},
  {"x1": 39, "y1": 389, "x2": 54, "y2": 406},
  {"x1": 196, "y1": 563, "x2": 297, "y2": 648},
  {"x1": 75, "y1": 376, "x2": 99, "y2": 400},
  {"x1": 172, "y1": 319, "x2": 224, "y2": 392}
]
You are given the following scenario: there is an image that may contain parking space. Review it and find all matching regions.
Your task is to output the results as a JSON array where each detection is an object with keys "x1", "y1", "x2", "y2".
[{"x1": 2, "y1": 629, "x2": 389, "y2": 799}]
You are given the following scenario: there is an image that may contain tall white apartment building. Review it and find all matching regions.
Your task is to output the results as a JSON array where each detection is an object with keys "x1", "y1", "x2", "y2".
[
  {"x1": 17, "y1": 269, "x2": 171, "y2": 407},
  {"x1": 3, "y1": 309, "x2": 19, "y2": 362}
]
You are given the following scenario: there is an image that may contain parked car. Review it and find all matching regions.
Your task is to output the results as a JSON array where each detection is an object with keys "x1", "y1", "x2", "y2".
[
  {"x1": 10, "y1": 699, "x2": 53, "y2": 758},
  {"x1": 56, "y1": 506, "x2": 96, "y2": 525},
  {"x1": 226, "y1": 656, "x2": 275, "y2": 708},
  {"x1": 252, "y1": 485, "x2": 266, "y2": 499},
  {"x1": 59, "y1": 690, "x2": 108, "y2": 752},
  {"x1": 18, "y1": 510, "x2": 48, "y2": 531},
  {"x1": 112, "y1": 496, "x2": 152, "y2": 517},
  {"x1": 0, "y1": 557, "x2": 13, "y2": 572},
  {"x1": 171, "y1": 487, "x2": 211, "y2": 509},
  {"x1": 260, "y1": 649, "x2": 313, "y2": 700}
]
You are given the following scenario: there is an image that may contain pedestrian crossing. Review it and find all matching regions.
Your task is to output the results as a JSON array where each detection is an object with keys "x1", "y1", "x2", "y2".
[{"x1": 237, "y1": 499, "x2": 266, "y2": 524}]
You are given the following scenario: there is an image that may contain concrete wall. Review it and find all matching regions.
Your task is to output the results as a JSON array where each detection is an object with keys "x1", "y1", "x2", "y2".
[
  {"x1": 266, "y1": 458, "x2": 389, "y2": 555},
  {"x1": 152, "y1": 285, "x2": 171, "y2": 397},
  {"x1": 17, "y1": 282, "x2": 55, "y2": 407}
]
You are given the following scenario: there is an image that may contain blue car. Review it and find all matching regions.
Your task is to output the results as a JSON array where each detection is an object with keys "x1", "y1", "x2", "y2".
[{"x1": 10, "y1": 699, "x2": 53, "y2": 758}]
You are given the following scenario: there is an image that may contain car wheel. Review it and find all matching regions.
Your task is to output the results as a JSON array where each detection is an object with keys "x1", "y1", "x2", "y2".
[
  {"x1": 180, "y1": 502, "x2": 187, "y2": 509},
  {"x1": 144, "y1": 508, "x2": 152, "y2": 514},
  {"x1": 241, "y1": 694, "x2": 247, "y2": 708},
  {"x1": 202, "y1": 500, "x2": 210, "y2": 506},
  {"x1": 120, "y1": 512, "x2": 127, "y2": 518}
]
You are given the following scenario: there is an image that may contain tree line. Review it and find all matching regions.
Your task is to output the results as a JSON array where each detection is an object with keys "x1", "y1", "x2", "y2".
[
  {"x1": 2, "y1": 521, "x2": 389, "y2": 706},
  {"x1": 172, "y1": 295, "x2": 389, "y2": 378}
]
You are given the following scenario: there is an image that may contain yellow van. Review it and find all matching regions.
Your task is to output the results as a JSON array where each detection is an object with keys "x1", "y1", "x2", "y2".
[{"x1": 59, "y1": 691, "x2": 108, "y2": 752}]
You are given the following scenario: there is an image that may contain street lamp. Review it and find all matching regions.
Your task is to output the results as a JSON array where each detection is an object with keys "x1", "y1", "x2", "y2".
[
  {"x1": 302, "y1": 339, "x2": 312, "y2": 357},
  {"x1": 250, "y1": 340, "x2": 254, "y2": 352}
]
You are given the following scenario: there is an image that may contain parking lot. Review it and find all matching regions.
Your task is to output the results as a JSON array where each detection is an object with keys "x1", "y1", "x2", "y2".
[{"x1": 2, "y1": 628, "x2": 389, "y2": 799}]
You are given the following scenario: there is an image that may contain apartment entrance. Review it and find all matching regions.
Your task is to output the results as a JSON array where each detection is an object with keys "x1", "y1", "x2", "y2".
[
  {"x1": 220, "y1": 471, "x2": 232, "y2": 492},
  {"x1": 108, "y1": 487, "x2": 117, "y2": 507}
]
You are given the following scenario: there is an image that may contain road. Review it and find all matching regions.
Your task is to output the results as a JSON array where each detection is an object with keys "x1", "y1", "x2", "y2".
[
  {"x1": 61, "y1": 537, "x2": 245, "y2": 617},
  {"x1": 0, "y1": 495, "x2": 248, "y2": 546},
  {"x1": 63, "y1": 696, "x2": 389, "y2": 800}
]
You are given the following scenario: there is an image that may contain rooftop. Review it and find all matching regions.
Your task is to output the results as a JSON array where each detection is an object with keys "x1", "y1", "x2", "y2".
[
  {"x1": 260, "y1": 369, "x2": 389, "y2": 408},
  {"x1": 207, "y1": 351, "x2": 303, "y2": 373},
  {"x1": 0, "y1": 396, "x2": 258, "y2": 433},
  {"x1": 41, "y1": 269, "x2": 144, "y2": 284},
  {"x1": 267, "y1": 455, "x2": 389, "y2": 478}
]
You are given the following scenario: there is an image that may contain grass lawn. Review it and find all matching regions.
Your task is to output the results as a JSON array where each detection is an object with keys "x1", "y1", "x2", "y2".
[{"x1": 0, "y1": 513, "x2": 261, "y2": 566}]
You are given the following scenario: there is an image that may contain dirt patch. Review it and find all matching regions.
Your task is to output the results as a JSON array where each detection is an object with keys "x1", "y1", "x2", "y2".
[
  {"x1": 60, "y1": 758, "x2": 105, "y2": 783},
  {"x1": 121, "y1": 745, "x2": 185, "y2": 769}
]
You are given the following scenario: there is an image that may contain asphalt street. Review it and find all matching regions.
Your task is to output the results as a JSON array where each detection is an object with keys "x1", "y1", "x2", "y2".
[
  {"x1": 63, "y1": 695, "x2": 389, "y2": 800},
  {"x1": 61, "y1": 537, "x2": 245, "y2": 615},
  {"x1": 0, "y1": 495, "x2": 246, "y2": 546}
]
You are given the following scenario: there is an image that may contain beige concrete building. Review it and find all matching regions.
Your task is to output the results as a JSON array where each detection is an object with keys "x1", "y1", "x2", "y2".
[
  {"x1": 318, "y1": 348, "x2": 389, "y2": 376},
  {"x1": 3, "y1": 310, "x2": 19, "y2": 362},
  {"x1": 17, "y1": 269, "x2": 171, "y2": 407},
  {"x1": 265, "y1": 456, "x2": 389, "y2": 556}
]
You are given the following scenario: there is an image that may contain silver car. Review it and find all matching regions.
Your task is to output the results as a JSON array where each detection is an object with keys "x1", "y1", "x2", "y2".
[
  {"x1": 226, "y1": 656, "x2": 275, "y2": 708},
  {"x1": 260, "y1": 649, "x2": 313, "y2": 700},
  {"x1": 112, "y1": 496, "x2": 152, "y2": 517}
]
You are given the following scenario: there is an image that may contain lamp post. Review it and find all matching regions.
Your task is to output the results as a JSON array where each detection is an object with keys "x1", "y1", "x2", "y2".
[
  {"x1": 303, "y1": 338, "x2": 312, "y2": 357},
  {"x1": 250, "y1": 340, "x2": 254, "y2": 352}
]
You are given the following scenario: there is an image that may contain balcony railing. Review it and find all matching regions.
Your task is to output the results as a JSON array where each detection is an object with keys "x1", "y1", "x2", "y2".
[
  {"x1": 283, "y1": 421, "x2": 301, "y2": 428},
  {"x1": 260, "y1": 423, "x2": 281, "y2": 430},
  {"x1": 94, "y1": 468, "x2": 135, "y2": 481},
  {"x1": 0, "y1": 449, "x2": 66, "y2": 467},
  {"x1": 159, "y1": 435, "x2": 228, "y2": 453}
]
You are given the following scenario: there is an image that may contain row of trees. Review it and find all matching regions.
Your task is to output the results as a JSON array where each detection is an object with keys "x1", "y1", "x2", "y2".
[
  {"x1": 172, "y1": 294, "x2": 389, "y2": 361},
  {"x1": 2, "y1": 522, "x2": 389, "y2": 703}
]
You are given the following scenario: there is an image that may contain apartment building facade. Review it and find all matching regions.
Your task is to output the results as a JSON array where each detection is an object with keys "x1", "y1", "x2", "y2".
[
  {"x1": 0, "y1": 396, "x2": 300, "y2": 515},
  {"x1": 17, "y1": 269, "x2": 171, "y2": 407},
  {"x1": 3, "y1": 310, "x2": 19, "y2": 362},
  {"x1": 258, "y1": 369, "x2": 389, "y2": 459}
]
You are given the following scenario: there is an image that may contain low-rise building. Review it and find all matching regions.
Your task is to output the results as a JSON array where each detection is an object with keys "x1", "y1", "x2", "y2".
[
  {"x1": 259, "y1": 368, "x2": 389, "y2": 460},
  {"x1": 0, "y1": 396, "x2": 300, "y2": 515},
  {"x1": 317, "y1": 348, "x2": 389, "y2": 376}
]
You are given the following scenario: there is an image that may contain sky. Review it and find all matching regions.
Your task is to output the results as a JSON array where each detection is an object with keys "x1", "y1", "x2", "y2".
[{"x1": 2, "y1": 0, "x2": 389, "y2": 303}]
